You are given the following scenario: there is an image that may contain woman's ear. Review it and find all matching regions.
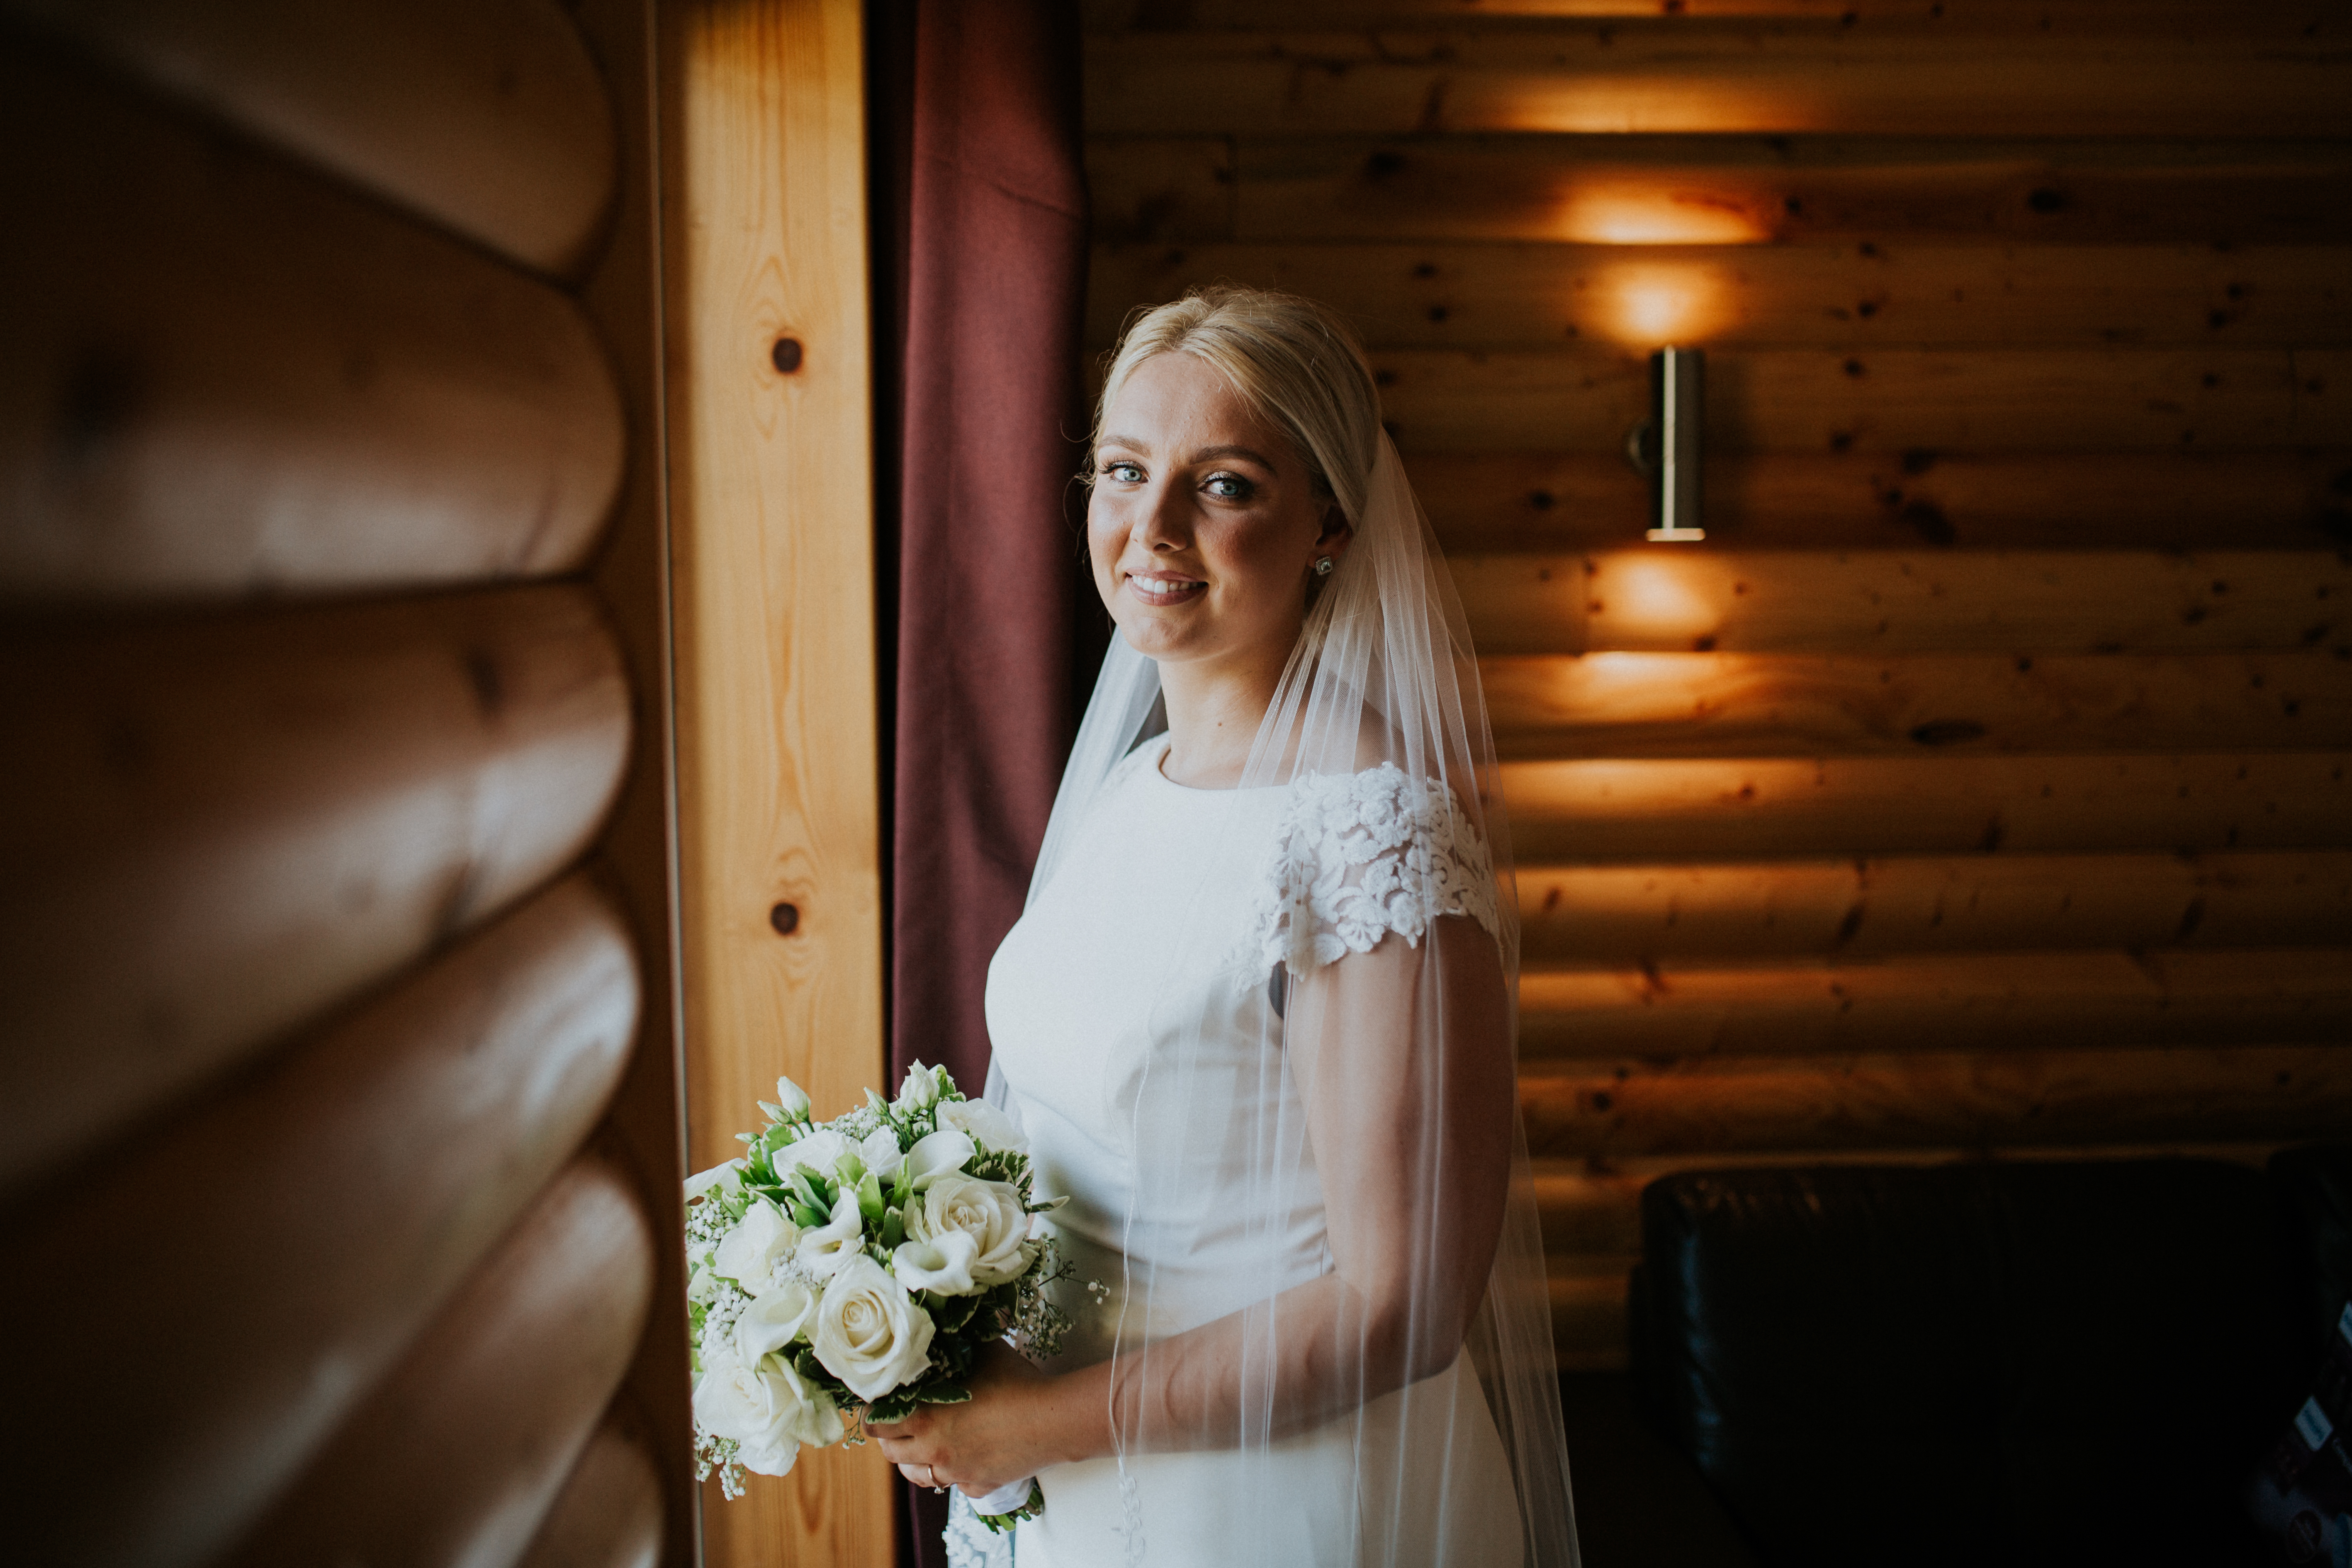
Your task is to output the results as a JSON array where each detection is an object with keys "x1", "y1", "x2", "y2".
[{"x1": 1317, "y1": 504, "x2": 1354, "y2": 562}]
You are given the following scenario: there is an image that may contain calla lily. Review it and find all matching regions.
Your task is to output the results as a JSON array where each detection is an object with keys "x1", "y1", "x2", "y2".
[
  {"x1": 893, "y1": 1230, "x2": 981, "y2": 1296},
  {"x1": 903, "y1": 1128, "x2": 976, "y2": 1191},
  {"x1": 737, "y1": 1279, "x2": 820, "y2": 1361},
  {"x1": 794, "y1": 1188, "x2": 867, "y2": 1279}
]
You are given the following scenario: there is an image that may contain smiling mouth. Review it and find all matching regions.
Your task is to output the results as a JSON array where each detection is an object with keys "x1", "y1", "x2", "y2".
[{"x1": 1127, "y1": 572, "x2": 1206, "y2": 601}]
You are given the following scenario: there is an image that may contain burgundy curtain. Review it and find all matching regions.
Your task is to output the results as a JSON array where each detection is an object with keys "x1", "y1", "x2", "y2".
[{"x1": 868, "y1": 4, "x2": 1089, "y2": 1562}]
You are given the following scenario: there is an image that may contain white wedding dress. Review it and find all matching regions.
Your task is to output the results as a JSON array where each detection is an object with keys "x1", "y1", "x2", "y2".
[{"x1": 948, "y1": 733, "x2": 1525, "y2": 1568}]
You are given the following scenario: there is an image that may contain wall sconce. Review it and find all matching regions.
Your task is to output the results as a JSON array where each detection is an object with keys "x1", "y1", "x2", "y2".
[{"x1": 1625, "y1": 347, "x2": 1705, "y2": 542}]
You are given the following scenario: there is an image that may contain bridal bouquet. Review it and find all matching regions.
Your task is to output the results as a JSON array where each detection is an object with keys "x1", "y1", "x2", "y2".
[{"x1": 683, "y1": 1062, "x2": 1069, "y2": 1526}]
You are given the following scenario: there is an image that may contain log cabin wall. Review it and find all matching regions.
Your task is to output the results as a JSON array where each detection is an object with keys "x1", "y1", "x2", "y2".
[
  {"x1": 1081, "y1": 0, "x2": 2352, "y2": 1369},
  {"x1": 0, "y1": 2, "x2": 691, "y2": 1564}
]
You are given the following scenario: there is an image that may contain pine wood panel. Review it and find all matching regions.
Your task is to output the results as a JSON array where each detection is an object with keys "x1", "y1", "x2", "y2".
[
  {"x1": 0, "y1": 587, "x2": 628, "y2": 1198},
  {"x1": 1089, "y1": 1, "x2": 2339, "y2": 27},
  {"x1": 1090, "y1": 241, "x2": 2352, "y2": 350},
  {"x1": 0, "y1": 43, "x2": 623, "y2": 601},
  {"x1": 1549, "y1": 1264, "x2": 1633, "y2": 1369},
  {"x1": 1369, "y1": 347, "x2": 2350, "y2": 453},
  {"x1": 1518, "y1": 1042, "x2": 2352, "y2": 1157},
  {"x1": 515, "y1": 1414, "x2": 666, "y2": 1568},
  {"x1": 227, "y1": 1156, "x2": 655, "y2": 1566},
  {"x1": 1483, "y1": 649, "x2": 2352, "y2": 760},
  {"x1": 1518, "y1": 850, "x2": 2352, "y2": 960},
  {"x1": 1501, "y1": 752, "x2": 2352, "y2": 861},
  {"x1": 1455, "y1": 549, "x2": 2352, "y2": 656},
  {"x1": 1204, "y1": 134, "x2": 2352, "y2": 246},
  {"x1": 1515, "y1": 948, "x2": 2352, "y2": 1058},
  {"x1": 1086, "y1": 29, "x2": 2352, "y2": 139},
  {"x1": 0, "y1": 877, "x2": 638, "y2": 1568},
  {"x1": 1406, "y1": 451, "x2": 2352, "y2": 553},
  {"x1": 5, "y1": 0, "x2": 617, "y2": 276},
  {"x1": 662, "y1": 0, "x2": 893, "y2": 1562}
]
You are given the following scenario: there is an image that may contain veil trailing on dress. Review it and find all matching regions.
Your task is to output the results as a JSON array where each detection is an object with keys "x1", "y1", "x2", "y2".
[{"x1": 990, "y1": 375, "x2": 1578, "y2": 1563}]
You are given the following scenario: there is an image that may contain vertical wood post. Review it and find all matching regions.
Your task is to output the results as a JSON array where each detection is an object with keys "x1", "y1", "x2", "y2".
[{"x1": 661, "y1": 0, "x2": 894, "y2": 1561}]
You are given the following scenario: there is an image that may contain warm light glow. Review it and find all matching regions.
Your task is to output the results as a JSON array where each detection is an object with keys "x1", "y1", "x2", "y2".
[
  {"x1": 1553, "y1": 187, "x2": 1771, "y2": 247},
  {"x1": 1593, "y1": 557, "x2": 1720, "y2": 644},
  {"x1": 1588, "y1": 262, "x2": 1733, "y2": 349}
]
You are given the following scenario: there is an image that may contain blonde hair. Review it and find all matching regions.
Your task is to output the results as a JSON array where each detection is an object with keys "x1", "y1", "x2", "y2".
[{"x1": 1089, "y1": 286, "x2": 1383, "y2": 523}]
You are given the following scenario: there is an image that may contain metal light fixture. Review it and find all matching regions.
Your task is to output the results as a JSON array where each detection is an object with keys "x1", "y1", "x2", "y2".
[{"x1": 1626, "y1": 347, "x2": 1705, "y2": 542}]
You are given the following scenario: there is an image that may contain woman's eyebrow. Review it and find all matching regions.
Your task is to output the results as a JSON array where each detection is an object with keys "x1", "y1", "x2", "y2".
[
  {"x1": 1098, "y1": 433, "x2": 1150, "y2": 453},
  {"x1": 1188, "y1": 443, "x2": 1277, "y2": 468}
]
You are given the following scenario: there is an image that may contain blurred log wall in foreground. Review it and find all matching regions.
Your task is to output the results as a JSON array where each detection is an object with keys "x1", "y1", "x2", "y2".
[
  {"x1": 0, "y1": 1, "x2": 690, "y2": 1563},
  {"x1": 1083, "y1": 0, "x2": 2352, "y2": 1367}
]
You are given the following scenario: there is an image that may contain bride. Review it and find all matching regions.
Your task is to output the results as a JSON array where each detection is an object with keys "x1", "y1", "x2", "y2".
[{"x1": 869, "y1": 287, "x2": 1580, "y2": 1567}]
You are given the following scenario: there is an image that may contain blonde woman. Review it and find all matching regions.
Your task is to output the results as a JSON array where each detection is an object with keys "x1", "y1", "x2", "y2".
[{"x1": 871, "y1": 288, "x2": 1579, "y2": 1568}]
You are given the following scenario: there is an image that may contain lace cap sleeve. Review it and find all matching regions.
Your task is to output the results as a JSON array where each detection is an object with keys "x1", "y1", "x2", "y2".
[{"x1": 1244, "y1": 763, "x2": 1501, "y2": 981}]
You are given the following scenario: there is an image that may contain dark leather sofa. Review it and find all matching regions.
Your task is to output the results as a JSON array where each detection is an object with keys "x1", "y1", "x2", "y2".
[{"x1": 1608, "y1": 1146, "x2": 2352, "y2": 1568}]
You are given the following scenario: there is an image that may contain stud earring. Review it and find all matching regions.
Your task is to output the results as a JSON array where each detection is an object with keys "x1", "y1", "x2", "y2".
[{"x1": 1313, "y1": 557, "x2": 1334, "y2": 577}]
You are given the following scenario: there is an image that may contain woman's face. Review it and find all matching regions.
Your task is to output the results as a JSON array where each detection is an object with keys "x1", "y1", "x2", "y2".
[{"x1": 1088, "y1": 352, "x2": 1348, "y2": 672}]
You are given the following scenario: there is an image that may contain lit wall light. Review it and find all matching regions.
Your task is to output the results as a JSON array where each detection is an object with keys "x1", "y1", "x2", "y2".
[{"x1": 1626, "y1": 348, "x2": 1705, "y2": 543}]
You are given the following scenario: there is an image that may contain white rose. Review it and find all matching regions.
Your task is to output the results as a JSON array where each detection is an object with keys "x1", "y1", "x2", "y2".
[
  {"x1": 712, "y1": 1198, "x2": 799, "y2": 1291},
  {"x1": 859, "y1": 1126, "x2": 905, "y2": 1184},
  {"x1": 902, "y1": 1128, "x2": 976, "y2": 1191},
  {"x1": 783, "y1": 1127, "x2": 854, "y2": 1177},
  {"x1": 892, "y1": 1230, "x2": 981, "y2": 1296},
  {"x1": 737, "y1": 1279, "x2": 820, "y2": 1361},
  {"x1": 695, "y1": 1353, "x2": 841, "y2": 1477},
  {"x1": 895, "y1": 1060, "x2": 944, "y2": 1112},
  {"x1": 812, "y1": 1253, "x2": 936, "y2": 1400},
  {"x1": 905, "y1": 1174, "x2": 1032, "y2": 1286},
  {"x1": 794, "y1": 1187, "x2": 867, "y2": 1279},
  {"x1": 935, "y1": 1096, "x2": 1027, "y2": 1155}
]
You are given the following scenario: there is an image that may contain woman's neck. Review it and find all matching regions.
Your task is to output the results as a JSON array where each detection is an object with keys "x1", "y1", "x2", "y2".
[{"x1": 1155, "y1": 640, "x2": 1294, "y2": 789}]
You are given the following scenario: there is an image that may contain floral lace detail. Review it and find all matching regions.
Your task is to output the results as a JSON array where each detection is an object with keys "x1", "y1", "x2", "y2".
[
  {"x1": 1239, "y1": 763, "x2": 1500, "y2": 982},
  {"x1": 945, "y1": 1490, "x2": 1016, "y2": 1568}
]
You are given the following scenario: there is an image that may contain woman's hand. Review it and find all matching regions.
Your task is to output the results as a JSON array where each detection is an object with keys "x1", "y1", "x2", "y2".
[{"x1": 868, "y1": 1342, "x2": 1094, "y2": 1498}]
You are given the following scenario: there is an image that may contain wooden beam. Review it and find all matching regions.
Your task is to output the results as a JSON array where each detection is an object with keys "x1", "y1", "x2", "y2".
[
  {"x1": 0, "y1": 43, "x2": 623, "y2": 602},
  {"x1": 1515, "y1": 947, "x2": 2352, "y2": 1057},
  {"x1": 1086, "y1": 27, "x2": 2352, "y2": 139},
  {"x1": 1517, "y1": 850, "x2": 2352, "y2": 960},
  {"x1": 0, "y1": 587, "x2": 629, "y2": 1198},
  {"x1": 1548, "y1": 1264, "x2": 1632, "y2": 1369},
  {"x1": 1454, "y1": 550, "x2": 2352, "y2": 657},
  {"x1": 1368, "y1": 347, "x2": 2350, "y2": 454},
  {"x1": 1403, "y1": 451, "x2": 2352, "y2": 554},
  {"x1": 514, "y1": 1413, "x2": 667, "y2": 1568},
  {"x1": 5, "y1": 0, "x2": 616, "y2": 275},
  {"x1": 226, "y1": 1156, "x2": 654, "y2": 1566},
  {"x1": 1090, "y1": 241, "x2": 2352, "y2": 351},
  {"x1": 1200, "y1": 133, "x2": 2352, "y2": 247},
  {"x1": 1482, "y1": 649, "x2": 2352, "y2": 759},
  {"x1": 1518, "y1": 1042, "x2": 2352, "y2": 1157},
  {"x1": 1499, "y1": 752, "x2": 2352, "y2": 861},
  {"x1": 1091, "y1": 1, "x2": 2337, "y2": 27},
  {"x1": 0, "y1": 876, "x2": 639, "y2": 1568},
  {"x1": 660, "y1": 0, "x2": 893, "y2": 1562}
]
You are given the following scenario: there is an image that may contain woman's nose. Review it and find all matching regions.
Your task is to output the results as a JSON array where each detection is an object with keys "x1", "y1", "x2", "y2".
[{"x1": 1136, "y1": 478, "x2": 1189, "y2": 552}]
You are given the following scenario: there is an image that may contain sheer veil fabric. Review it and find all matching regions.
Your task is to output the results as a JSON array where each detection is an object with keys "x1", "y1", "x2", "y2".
[{"x1": 986, "y1": 424, "x2": 1581, "y2": 1566}]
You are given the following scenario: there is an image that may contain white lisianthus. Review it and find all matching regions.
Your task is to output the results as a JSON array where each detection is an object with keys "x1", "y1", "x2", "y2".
[
  {"x1": 812, "y1": 1254, "x2": 936, "y2": 1400},
  {"x1": 782, "y1": 1127, "x2": 854, "y2": 1177},
  {"x1": 695, "y1": 1352, "x2": 842, "y2": 1478},
  {"x1": 773, "y1": 1075, "x2": 813, "y2": 1122},
  {"x1": 902, "y1": 1128, "x2": 977, "y2": 1191},
  {"x1": 906, "y1": 1174, "x2": 1032, "y2": 1286},
  {"x1": 712, "y1": 1198, "x2": 799, "y2": 1291},
  {"x1": 737, "y1": 1279, "x2": 820, "y2": 1362},
  {"x1": 892, "y1": 1230, "x2": 982, "y2": 1296},
  {"x1": 859, "y1": 1126, "x2": 905, "y2": 1184},
  {"x1": 934, "y1": 1096, "x2": 1027, "y2": 1155},
  {"x1": 794, "y1": 1188, "x2": 867, "y2": 1279},
  {"x1": 895, "y1": 1060, "x2": 944, "y2": 1112}
]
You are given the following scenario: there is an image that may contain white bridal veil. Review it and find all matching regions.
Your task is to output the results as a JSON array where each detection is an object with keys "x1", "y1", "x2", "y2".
[{"x1": 988, "y1": 311, "x2": 1580, "y2": 1567}]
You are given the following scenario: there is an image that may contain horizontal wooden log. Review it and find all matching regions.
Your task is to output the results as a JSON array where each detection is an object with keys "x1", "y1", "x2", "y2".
[
  {"x1": 1086, "y1": 133, "x2": 2352, "y2": 248},
  {"x1": 1090, "y1": 241, "x2": 2352, "y2": 351},
  {"x1": 1092, "y1": 2, "x2": 2337, "y2": 27},
  {"x1": 6, "y1": 0, "x2": 615, "y2": 275},
  {"x1": 229, "y1": 1156, "x2": 656, "y2": 1568},
  {"x1": 0, "y1": 44, "x2": 623, "y2": 600},
  {"x1": 1500, "y1": 752, "x2": 2352, "y2": 861},
  {"x1": 1482, "y1": 650, "x2": 2352, "y2": 760},
  {"x1": 1455, "y1": 550, "x2": 2352, "y2": 657},
  {"x1": 1086, "y1": 29, "x2": 2352, "y2": 139},
  {"x1": 514, "y1": 1414, "x2": 666, "y2": 1568},
  {"x1": 1368, "y1": 348, "x2": 2350, "y2": 454},
  {"x1": 0, "y1": 877, "x2": 639, "y2": 1568},
  {"x1": 1405, "y1": 451, "x2": 2352, "y2": 553},
  {"x1": 1549, "y1": 1264, "x2": 1632, "y2": 1369},
  {"x1": 1515, "y1": 947, "x2": 2352, "y2": 1057},
  {"x1": 1517, "y1": 851, "x2": 2352, "y2": 960},
  {"x1": 0, "y1": 586, "x2": 630, "y2": 1196},
  {"x1": 1518, "y1": 1042, "x2": 2352, "y2": 1157}
]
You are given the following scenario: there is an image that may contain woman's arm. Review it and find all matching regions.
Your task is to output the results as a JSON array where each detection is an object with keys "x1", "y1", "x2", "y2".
[{"x1": 873, "y1": 915, "x2": 1517, "y2": 1492}]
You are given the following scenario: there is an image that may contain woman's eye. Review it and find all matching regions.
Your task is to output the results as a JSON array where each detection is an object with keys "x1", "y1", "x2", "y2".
[
  {"x1": 1203, "y1": 472, "x2": 1254, "y2": 501},
  {"x1": 1100, "y1": 460, "x2": 1143, "y2": 484}
]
